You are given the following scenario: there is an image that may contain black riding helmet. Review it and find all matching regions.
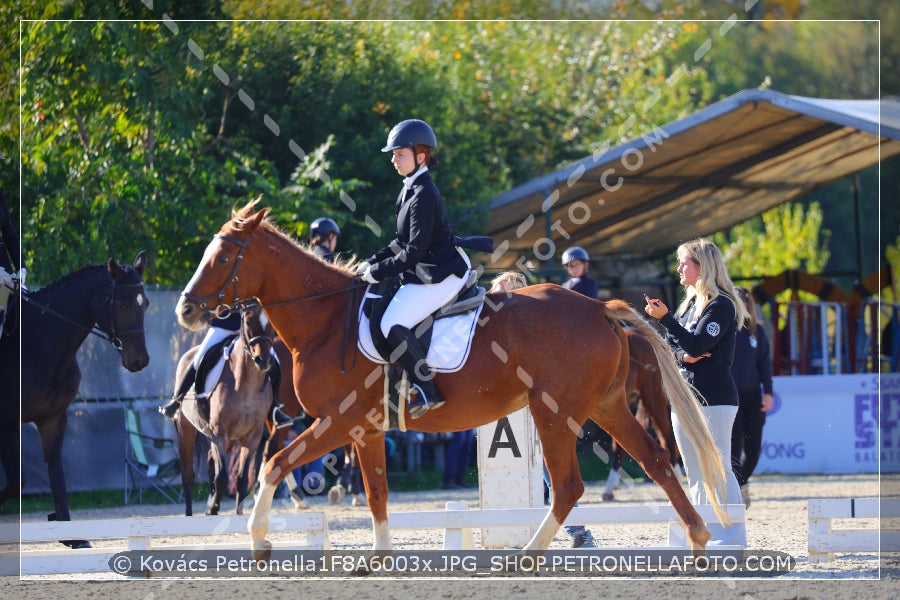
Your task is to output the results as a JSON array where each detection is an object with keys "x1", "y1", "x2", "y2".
[
  {"x1": 381, "y1": 119, "x2": 437, "y2": 152},
  {"x1": 310, "y1": 217, "x2": 340, "y2": 239}
]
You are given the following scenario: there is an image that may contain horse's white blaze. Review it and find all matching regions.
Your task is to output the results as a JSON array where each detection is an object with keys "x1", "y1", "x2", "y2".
[
  {"x1": 372, "y1": 518, "x2": 391, "y2": 550},
  {"x1": 185, "y1": 237, "x2": 224, "y2": 294}
]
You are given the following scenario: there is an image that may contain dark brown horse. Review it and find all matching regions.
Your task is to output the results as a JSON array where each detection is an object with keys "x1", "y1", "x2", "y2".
[
  {"x1": 174, "y1": 301, "x2": 274, "y2": 516},
  {"x1": 602, "y1": 327, "x2": 682, "y2": 500},
  {"x1": 0, "y1": 253, "x2": 149, "y2": 545},
  {"x1": 176, "y1": 202, "x2": 729, "y2": 558}
]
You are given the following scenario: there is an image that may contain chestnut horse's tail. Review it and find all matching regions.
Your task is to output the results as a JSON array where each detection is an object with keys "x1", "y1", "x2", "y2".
[{"x1": 603, "y1": 299, "x2": 731, "y2": 526}]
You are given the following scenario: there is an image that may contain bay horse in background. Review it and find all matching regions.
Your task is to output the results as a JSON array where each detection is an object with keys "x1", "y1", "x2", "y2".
[
  {"x1": 177, "y1": 202, "x2": 730, "y2": 560},
  {"x1": 0, "y1": 252, "x2": 150, "y2": 546},
  {"x1": 174, "y1": 300, "x2": 275, "y2": 516},
  {"x1": 601, "y1": 327, "x2": 682, "y2": 501}
]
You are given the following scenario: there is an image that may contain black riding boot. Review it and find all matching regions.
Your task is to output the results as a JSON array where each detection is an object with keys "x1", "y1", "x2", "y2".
[
  {"x1": 267, "y1": 360, "x2": 294, "y2": 429},
  {"x1": 387, "y1": 325, "x2": 445, "y2": 419},
  {"x1": 161, "y1": 364, "x2": 197, "y2": 418}
]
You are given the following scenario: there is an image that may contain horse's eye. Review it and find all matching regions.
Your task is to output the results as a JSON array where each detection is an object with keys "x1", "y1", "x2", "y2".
[{"x1": 217, "y1": 254, "x2": 231, "y2": 265}]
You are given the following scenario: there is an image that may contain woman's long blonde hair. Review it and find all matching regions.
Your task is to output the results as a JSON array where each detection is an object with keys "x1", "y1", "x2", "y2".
[
  {"x1": 675, "y1": 238, "x2": 748, "y2": 326},
  {"x1": 735, "y1": 286, "x2": 759, "y2": 336}
]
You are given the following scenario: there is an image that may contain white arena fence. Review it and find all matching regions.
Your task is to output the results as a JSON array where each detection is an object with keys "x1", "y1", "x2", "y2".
[
  {"x1": 1, "y1": 502, "x2": 744, "y2": 576},
  {"x1": 807, "y1": 497, "x2": 900, "y2": 563},
  {"x1": 0, "y1": 512, "x2": 328, "y2": 576}
]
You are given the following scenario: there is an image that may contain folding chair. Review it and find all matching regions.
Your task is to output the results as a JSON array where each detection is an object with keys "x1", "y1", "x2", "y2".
[{"x1": 123, "y1": 407, "x2": 183, "y2": 504}]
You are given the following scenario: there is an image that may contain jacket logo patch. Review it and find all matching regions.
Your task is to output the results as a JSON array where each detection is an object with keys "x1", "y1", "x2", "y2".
[{"x1": 706, "y1": 322, "x2": 721, "y2": 336}]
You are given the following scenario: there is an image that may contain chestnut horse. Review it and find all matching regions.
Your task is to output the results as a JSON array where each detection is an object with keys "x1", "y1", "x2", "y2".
[{"x1": 176, "y1": 202, "x2": 729, "y2": 558}]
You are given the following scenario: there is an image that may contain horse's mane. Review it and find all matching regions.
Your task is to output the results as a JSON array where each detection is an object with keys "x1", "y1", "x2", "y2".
[
  {"x1": 30, "y1": 263, "x2": 108, "y2": 299},
  {"x1": 231, "y1": 200, "x2": 362, "y2": 275}
]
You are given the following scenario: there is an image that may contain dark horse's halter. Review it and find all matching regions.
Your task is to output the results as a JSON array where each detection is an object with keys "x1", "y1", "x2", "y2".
[
  {"x1": 25, "y1": 278, "x2": 146, "y2": 353},
  {"x1": 183, "y1": 233, "x2": 366, "y2": 372}
]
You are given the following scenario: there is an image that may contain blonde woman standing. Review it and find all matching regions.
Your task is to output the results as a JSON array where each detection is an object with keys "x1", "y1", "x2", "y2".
[{"x1": 644, "y1": 238, "x2": 747, "y2": 546}]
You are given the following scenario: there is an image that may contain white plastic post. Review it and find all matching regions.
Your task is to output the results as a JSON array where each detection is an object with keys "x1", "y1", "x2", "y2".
[
  {"x1": 477, "y1": 407, "x2": 543, "y2": 548},
  {"x1": 442, "y1": 500, "x2": 474, "y2": 550}
]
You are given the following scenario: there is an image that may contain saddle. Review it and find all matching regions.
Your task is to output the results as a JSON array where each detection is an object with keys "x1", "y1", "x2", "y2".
[
  {"x1": 358, "y1": 270, "x2": 485, "y2": 370},
  {"x1": 358, "y1": 271, "x2": 486, "y2": 431},
  {"x1": 193, "y1": 335, "x2": 237, "y2": 400}
]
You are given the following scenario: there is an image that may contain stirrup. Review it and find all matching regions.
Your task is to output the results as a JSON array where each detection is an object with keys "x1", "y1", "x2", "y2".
[
  {"x1": 159, "y1": 398, "x2": 181, "y2": 419},
  {"x1": 408, "y1": 384, "x2": 444, "y2": 419},
  {"x1": 272, "y1": 405, "x2": 294, "y2": 430}
]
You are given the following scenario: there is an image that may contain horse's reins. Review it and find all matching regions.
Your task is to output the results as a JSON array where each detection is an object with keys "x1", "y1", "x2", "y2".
[
  {"x1": 24, "y1": 279, "x2": 146, "y2": 352},
  {"x1": 185, "y1": 233, "x2": 367, "y2": 373}
]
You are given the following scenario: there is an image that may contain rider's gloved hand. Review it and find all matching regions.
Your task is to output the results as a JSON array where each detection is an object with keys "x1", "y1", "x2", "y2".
[{"x1": 356, "y1": 262, "x2": 377, "y2": 284}]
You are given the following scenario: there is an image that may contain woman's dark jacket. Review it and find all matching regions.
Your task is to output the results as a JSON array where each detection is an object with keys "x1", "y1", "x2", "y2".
[{"x1": 659, "y1": 294, "x2": 739, "y2": 407}]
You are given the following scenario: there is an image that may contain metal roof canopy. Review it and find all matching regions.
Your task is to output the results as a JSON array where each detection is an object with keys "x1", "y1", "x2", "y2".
[{"x1": 487, "y1": 88, "x2": 900, "y2": 269}]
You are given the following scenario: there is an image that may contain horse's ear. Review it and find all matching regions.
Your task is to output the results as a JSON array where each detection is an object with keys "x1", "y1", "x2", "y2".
[
  {"x1": 248, "y1": 206, "x2": 269, "y2": 230},
  {"x1": 133, "y1": 250, "x2": 147, "y2": 279},
  {"x1": 107, "y1": 257, "x2": 124, "y2": 280}
]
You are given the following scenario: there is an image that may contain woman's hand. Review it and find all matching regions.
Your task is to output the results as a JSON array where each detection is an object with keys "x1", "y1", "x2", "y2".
[
  {"x1": 682, "y1": 353, "x2": 711, "y2": 364},
  {"x1": 643, "y1": 294, "x2": 669, "y2": 319}
]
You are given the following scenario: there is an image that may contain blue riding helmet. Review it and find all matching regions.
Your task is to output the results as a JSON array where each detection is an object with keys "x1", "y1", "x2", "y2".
[
  {"x1": 381, "y1": 119, "x2": 437, "y2": 152},
  {"x1": 562, "y1": 246, "x2": 590, "y2": 265},
  {"x1": 310, "y1": 217, "x2": 340, "y2": 238}
]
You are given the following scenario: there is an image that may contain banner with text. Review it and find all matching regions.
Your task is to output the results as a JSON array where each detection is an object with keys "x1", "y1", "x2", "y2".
[{"x1": 755, "y1": 373, "x2": 899, "y2": 474}]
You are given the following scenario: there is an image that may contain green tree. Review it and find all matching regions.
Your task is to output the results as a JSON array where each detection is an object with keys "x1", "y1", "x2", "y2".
[{"x1": 714, "y1": 201, "x2": 831, "y2": 284}]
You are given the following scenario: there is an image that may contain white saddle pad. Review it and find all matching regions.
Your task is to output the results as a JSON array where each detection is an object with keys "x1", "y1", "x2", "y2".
[
  {"x1": 357, "y1": 298, "x2": 483, "y2": 373},
  {"x1": 196, "y1": 340, "x2": 279, "y2": 398}
]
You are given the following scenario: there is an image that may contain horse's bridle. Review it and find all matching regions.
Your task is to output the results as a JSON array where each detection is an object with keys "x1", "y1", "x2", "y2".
[
  {"x1": 182, "y1": 232, "x2": 367, "y2": 373},
  {"x1": 25, "y1": 277, "x2": 146, "y2": 353},
  {"x1": 238, "y1": 298, "x2": 274, "y2": 358},
  {"x1": 102, "y1": 280, "x2": 147, "y2": 352},
  {"x1": 183, "y1": 232, "x2": 366, "y2": 317},
  {"x1": 181, "y1": 233, "x2": 250, "y2": 320}
]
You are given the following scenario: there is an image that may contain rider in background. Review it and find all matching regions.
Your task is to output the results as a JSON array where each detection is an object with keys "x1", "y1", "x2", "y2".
[
  {"x1": 161, "y1": 309, "x2": 293, "y2": 428},
  {"x1": 553, "y1": 247, "x2": 596, "y2": 547},
  {"x1": 309, "y1": 217, "x2": 340, "y2": 262},
  {"x1": 561, "y1": 246, "x2": 598, "y2": 299}
]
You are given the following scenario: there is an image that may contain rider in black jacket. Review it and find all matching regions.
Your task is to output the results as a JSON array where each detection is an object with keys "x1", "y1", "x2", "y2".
[{"x1": 355, "y1": 119, "x2": 472, "y2": 419}]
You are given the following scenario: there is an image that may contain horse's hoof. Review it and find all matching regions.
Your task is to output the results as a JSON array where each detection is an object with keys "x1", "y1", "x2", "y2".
[
  {"x1": 291, "y1": 496, "x2": 310, "y2": 510},
  {"x1": 251, "y1": 541, "x2": 272, "y2": 561},
  {"x1": 61, "y1": 539, "x2": 93, "y2": 549},
  {"x1": 601, "y1": 492, "x2": 615, "y2": 501},
  {"x1": 328, "y1": 485, "x2": 346, "y2": 505},
  {"x1": 351, "y1": 495, "x2": 366, "y2": 507}
]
